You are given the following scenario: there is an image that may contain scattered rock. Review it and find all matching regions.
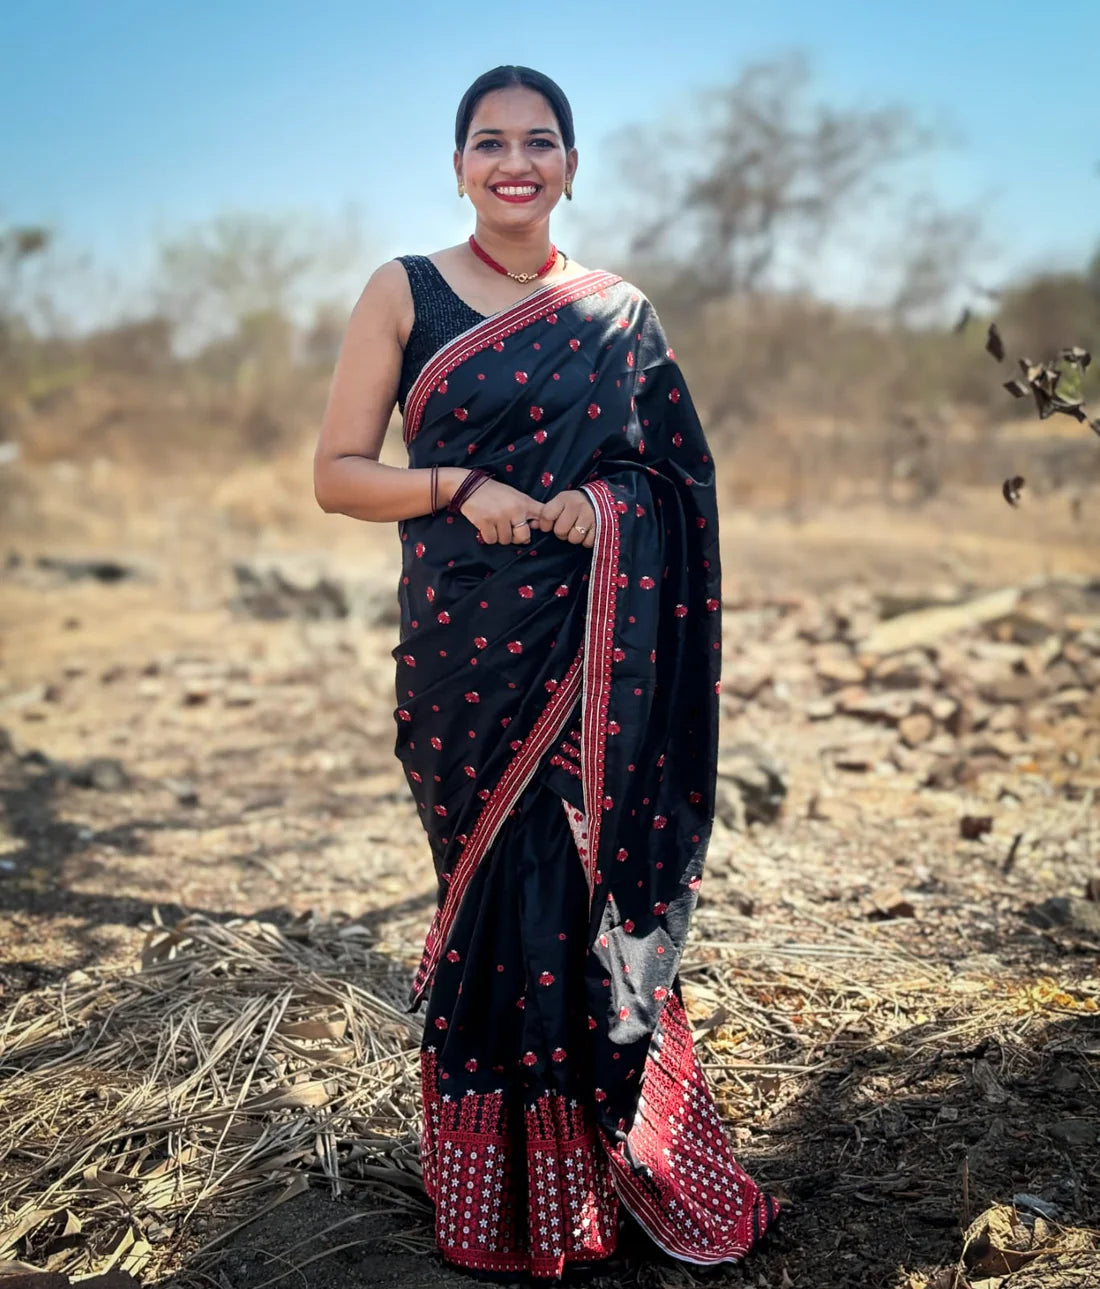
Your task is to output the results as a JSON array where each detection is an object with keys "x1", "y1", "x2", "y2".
[
  {"x1": 898, "y1": 712, "x2": 934, "y2": 747},
  {"x1": 715, "y1": 744, "x2": 787, "y2": 826},
  {"x1": 815, "y1": 655, "x2": 866, "y2": 688},
  {"x1": 1046, "y1": 1119, "x2": 1099, "y2": 1149},
  {"x1": 960, "y1": 815, "x2": 994, "y2": 840},
  {"x1": 1027, "y1": 898, "x2": 1100, "y2": 937},
  {"x1": 862, "y1": 888, "x2": 916, "y2": 920}
]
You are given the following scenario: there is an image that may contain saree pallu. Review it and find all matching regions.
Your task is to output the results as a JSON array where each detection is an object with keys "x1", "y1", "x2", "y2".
[{"x1": 392, "y1": 271, "x2": 777, "y2": 1278}]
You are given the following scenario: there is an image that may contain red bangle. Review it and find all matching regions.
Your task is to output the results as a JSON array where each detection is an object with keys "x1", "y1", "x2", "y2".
[{"x1": 447, "y1": 467, "x2": 493, "y2": 514}]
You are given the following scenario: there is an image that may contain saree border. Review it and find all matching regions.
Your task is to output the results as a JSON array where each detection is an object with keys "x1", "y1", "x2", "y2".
[
  {"x1": 410, "y1": 646, "x2": 585, "y2": 1005},
  {"x1": 576, "y1": 479, "x2": 621, "y2": 895},
  {"x1": 402, "y1": 269, "x2": 623, "y2": 445}
]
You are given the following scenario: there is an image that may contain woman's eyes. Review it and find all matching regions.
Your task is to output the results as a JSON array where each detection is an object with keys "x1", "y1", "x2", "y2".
[{"x1": 474, "y1": 138, "x2": 554, "y2": 150}]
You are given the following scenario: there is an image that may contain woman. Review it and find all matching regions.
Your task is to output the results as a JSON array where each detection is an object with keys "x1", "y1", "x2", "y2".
[{"x1": 314, "y1": 65, "x2": 777, "y2": 1280}]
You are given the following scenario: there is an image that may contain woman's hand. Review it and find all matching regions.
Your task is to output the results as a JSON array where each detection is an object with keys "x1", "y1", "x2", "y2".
[
  {"x1": 454, "y1": 478, "x2": 547, "y2": 545},
  {"x1": 536, "y1": 489, "x2": 597, "y2": 549}
]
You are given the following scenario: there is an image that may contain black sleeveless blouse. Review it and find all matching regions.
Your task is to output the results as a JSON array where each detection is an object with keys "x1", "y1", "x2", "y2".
[{"x1": 396, "y1": 255, "x2": 485, "y2": 413}]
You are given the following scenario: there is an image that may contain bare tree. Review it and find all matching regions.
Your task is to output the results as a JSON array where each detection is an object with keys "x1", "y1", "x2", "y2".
[
  {"x1": 611, "y1": 55, "x2": 932, "y2": 313},
  {"x1": 152, "y1": 209, "x2": 367, "y2": 354}
]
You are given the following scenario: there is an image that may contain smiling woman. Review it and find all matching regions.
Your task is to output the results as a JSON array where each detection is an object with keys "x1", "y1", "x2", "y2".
[{"x1": 313, "y1": 64, "x2": 778, "y2": 1281}]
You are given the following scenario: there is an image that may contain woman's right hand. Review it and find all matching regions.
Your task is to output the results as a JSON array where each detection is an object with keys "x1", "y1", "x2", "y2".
[{"x1": 453, "y1": 477, "x2": 547, "y2": 545}]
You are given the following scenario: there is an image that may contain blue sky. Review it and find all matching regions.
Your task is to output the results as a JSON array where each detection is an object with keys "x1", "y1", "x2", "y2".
[{"x1": 2, "y1": 0, "x2": 1097, "y2": 327}]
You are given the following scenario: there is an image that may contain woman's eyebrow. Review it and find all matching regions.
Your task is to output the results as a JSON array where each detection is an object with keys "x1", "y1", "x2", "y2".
[{"x1": 470, "y1": 127, "x2": 560, "y2": 137}]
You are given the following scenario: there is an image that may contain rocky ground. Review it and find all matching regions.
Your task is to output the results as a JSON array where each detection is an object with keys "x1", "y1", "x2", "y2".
[{"x1": 1, "y1": 454, "x2": 1098, "y2": 1289}]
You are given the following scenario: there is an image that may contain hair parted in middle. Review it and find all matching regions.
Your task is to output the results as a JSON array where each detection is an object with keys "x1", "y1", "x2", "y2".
[{"x1": 454, "y1": 65, "x2": 575, "y2": 152}]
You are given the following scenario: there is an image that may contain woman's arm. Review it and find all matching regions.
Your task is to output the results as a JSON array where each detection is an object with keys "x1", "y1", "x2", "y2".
[{"x1": 313, "y1": 261, "x2": 470, "y2": 521}]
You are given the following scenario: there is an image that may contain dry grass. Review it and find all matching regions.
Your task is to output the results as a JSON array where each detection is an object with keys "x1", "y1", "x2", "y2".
[
  {"x1": 1, "y1": 904, "x2": 1096, "y2": 1284},
  {"x1": 0, "y1": 913, "x2": 423, "y2": 1280}
]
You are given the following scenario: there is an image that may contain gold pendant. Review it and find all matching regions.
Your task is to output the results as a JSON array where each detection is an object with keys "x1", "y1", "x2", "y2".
[{"x1": 509, "y1": 271, "x2": 537, "y2": 283}]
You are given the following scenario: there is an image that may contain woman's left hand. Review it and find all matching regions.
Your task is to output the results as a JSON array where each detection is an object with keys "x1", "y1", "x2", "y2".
[{"x1": 537, "y1": 489, "x2": 596, "y2": 548}]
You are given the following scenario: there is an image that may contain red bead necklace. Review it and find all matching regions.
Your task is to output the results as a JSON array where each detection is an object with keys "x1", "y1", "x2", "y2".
[{"x1": 468, "y1": 235, "x2": 558, "y2": 284}]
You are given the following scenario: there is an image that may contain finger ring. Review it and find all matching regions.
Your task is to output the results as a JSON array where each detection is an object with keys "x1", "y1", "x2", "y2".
[
  {"x1": 573, "y1": 523, "x2": 589, "y2": 533},
  {"x1": 511, "y1": 519, "x2": 530, "y2": 528}
]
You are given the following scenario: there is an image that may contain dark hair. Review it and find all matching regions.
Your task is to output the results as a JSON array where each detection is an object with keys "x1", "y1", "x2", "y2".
[{"x1": 455, "y1": 65, "x2": 575, "y2": 151}]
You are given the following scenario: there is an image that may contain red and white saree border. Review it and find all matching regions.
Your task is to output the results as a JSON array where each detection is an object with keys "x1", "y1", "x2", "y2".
[
  {"x1": 410, "y1": 647, "x2": 584, "y2": 1006},
  {"x1": 576, "y1": 479, "x2": 621, "y2": 895},
  {"x1": 402, "y1": 270, "x2": 622, "y2": 445}
]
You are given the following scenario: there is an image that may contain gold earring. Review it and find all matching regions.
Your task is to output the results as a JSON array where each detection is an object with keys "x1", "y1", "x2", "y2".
[
  {"x1": 457, "y1": 179, "x2": 466, "y2": 198},
  {"x1": 564, "y1": 178, "x2": 573, "y2": 200}
]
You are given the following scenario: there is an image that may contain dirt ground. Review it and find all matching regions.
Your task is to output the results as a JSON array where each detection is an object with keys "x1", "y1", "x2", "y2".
[{"x1": 1, "y1": 445, "x2": 1098, "y2": 1289}]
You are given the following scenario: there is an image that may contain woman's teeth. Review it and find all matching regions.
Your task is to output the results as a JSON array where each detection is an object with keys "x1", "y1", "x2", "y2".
[{"x1": 494, "y1": 185, "x2": 538, "y2": 196}]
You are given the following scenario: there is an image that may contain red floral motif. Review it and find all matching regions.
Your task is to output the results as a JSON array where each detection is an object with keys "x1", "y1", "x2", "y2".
[
  {"x1": 493, "y1": 340, "x2": 504, "y2": 351},
  {"x1": 425, "y1": 586, "x2": 436, "y2": 602},
  {"x1": 540, "y1": 469, "x2": 553, "y2": 485},
  {"x1": 519, "y1": 585, "x2": 534, "y2": 598},
  {"x1": 433, "y1": 804, "x2": 448, "y2": 817},
  {"x1": 638, "y1": 575, "x2": 656, "y2": 589},
  {"x1": 463, "y1": 765, "x2": 476, "y2": 778},
  {"x1": 464, "y1": 1057, "x2": 478, "y2": 1072},
  {"x1": 623, "y1": 919, "x2": 635, "y2": 933},
  {"x1": 669, "y1": 387, "x2": 681, "y2": 402},
  {"x1": 538, "y1": 971, "x2": 556, "y2": 986},
  {"x1": 464, "y1": 691, "x2": 480, "y2": 703},
  {"x1": 521, "y1": 1050, "x2": 538, "y2": 1066},
  {"x1": 587, "y1": 403, "x2": 601, "y2": 419},
  {"x1": 554, "y1": 583, "x2": 569, "y2": 596},
  {"x1": 446, "y1": 949, "x2": 461, "y2": 963},
  {"x1": 529, "y1": 405, "x2": 543, "y2": 421},
  {"x1": 706, "y1": 598, "x2": 719, "y2": 611},
  {"x1": 401, "y1": 653, "x2": 416, "y2": 666},
  {"x1": 437, "y1": 610, "x2": 451, "y2": 624},
  {"x1": 689, "y1": 790, "x2": 702, "y2": 803},
  {"x1": 569, "y1": 338, "x2": 581, "y2": 351},
  {"x1": 453, "y1": 407, "x2": 468, "y2": 421},
  {"x1": 653, "y1": 985, "x2": 668, "y2": 1001},
  {"x1": 551, "y1": 1047, "x2": 567, "y2": 1062},
  {"x1": 436, "y1": 380, "x2": 448, "y2": 394},
  {"x1": 612, "y1": 648, "x2": 626, "y2": 662},
  {"x1": 414, "y1": 542, "x2": 426, "y2": 557},
  {"x1": 515, "y1": 371, "x2": 528, "y2": 384},
  {"x1": 674, "y1": 604, "x2": 688, "y2": 618},
  {"x1": 434, "y1": 1016, "x2": 448, "y2": 1029},
  {"x1": 397, "y1": 709, "x2": 411, "y2": 721},
  {"x1": 507, "y1": 640, "x2": 523, "y2": 654},
  {"x1": 688, "y1": 875, "x2": 702, "y2": 890},
  {"x1": 607, "y1": 721, "x2": 621, "y2": 735},
  {"x1": 594, "y1": 1086, "x2": 607, "y2": 1101},
  {"x1": 544, "y1": 678, "x2": 559, "y2": 692},
  {"x1": 474, "y1": 635, "x2": 488, "y2": 648},
  {"x1": 616, "y1": 848, "x2": 629, "y2": 861},
  {"x1": 430, "y1": 736, "x2": 443, "y2": 750},
  {"x1": 653, "y1": 900, "x2": 669, "y2": 914},
  {"x1": 618, "y1": 1006, "x2": 630, "y2": 1020}
]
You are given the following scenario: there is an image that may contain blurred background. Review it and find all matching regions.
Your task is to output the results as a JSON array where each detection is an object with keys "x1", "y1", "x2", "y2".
[{"x1": 2, "y1": 0, "x2": 1098, "y2": 546}]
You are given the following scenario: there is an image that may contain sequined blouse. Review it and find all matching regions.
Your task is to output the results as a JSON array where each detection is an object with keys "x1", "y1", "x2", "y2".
[{"x1": 396, "y1": 255, "x2": 485, "y2": 413}]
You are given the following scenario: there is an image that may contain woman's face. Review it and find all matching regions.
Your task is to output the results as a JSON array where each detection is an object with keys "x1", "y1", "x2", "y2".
[{"x1": 455, "y1": 86, "x2": 577, "y2": 228}]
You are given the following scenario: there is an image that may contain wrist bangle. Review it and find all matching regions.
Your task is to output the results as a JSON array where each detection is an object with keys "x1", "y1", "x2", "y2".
[
  {"x1": 429, "y1": 464, "x2": 440, "y2": 515},
  {"x1": 447, "y1": 467, "x2": 493, "y2": 515}
]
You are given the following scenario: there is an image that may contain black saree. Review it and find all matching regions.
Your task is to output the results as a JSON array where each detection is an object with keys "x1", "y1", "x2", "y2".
[{"x1": 391, "y1": 269, "x2": 777, "y2": 1278}]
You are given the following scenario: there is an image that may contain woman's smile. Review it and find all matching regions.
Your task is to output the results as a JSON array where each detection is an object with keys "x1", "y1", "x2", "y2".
[{"x1": 491, "y1": 183, "x2": 542, "y2": 203}]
